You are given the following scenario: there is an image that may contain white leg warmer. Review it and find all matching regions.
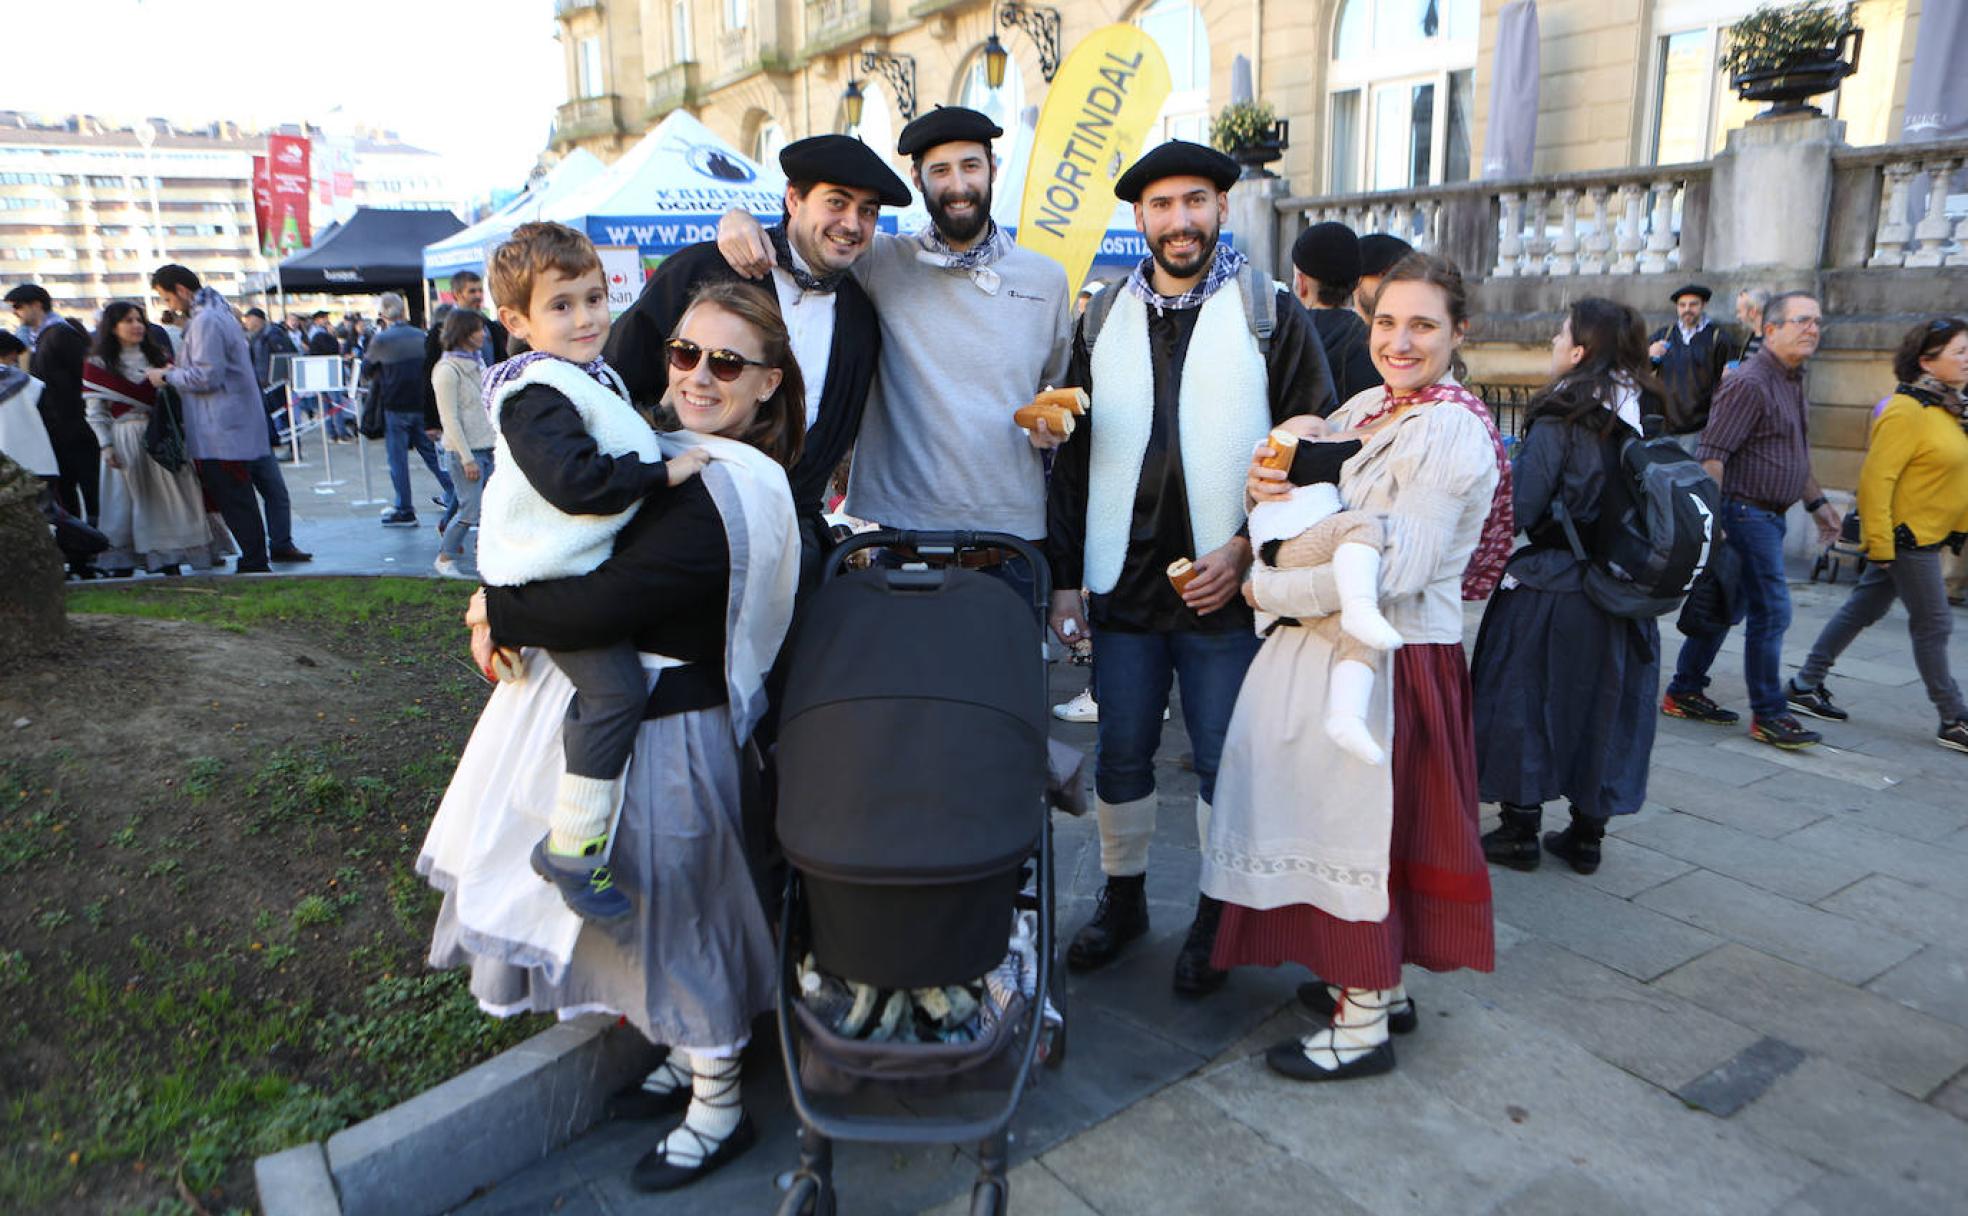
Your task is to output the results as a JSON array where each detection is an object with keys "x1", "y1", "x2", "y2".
[
  {"x1": 1195, "y1": 795, "x2": 1213, "y2": 853},
  {"x1": 1294, "y1": 986, "x2": 1397, "y2": 1069},
  {"x1": 1325, "y1": 658, "x2": 1387, "y2": 766},
  {"x1": 1332, "y1": 542, "x2": 1404, "y2": 652},
  {"x1": 548, "y1": 773, "x2": 618, "y2": 855},
  {"x1": 657, "y1": 1053, "x2": 744, "y2": 1167},
  {"x1": 1097, "y1": 795, "x2": 1157, "y2": 877}
]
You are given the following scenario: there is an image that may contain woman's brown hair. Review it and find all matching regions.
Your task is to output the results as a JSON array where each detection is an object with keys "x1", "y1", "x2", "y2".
[
  {"x1": 658, "y1": 281, "x2": 806, "y2": 470},
  {"x1": 440, "y1": 307, "x2": 487, "y2": 353},
  {"x1": 1892, "y1": 316, "x2": 1968, "y2": 385}
]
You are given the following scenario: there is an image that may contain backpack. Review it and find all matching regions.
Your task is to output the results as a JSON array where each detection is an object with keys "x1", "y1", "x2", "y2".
[
  {"x1": 1079, "y1": 262, "x2": 1280, "y2": 356},
  {"x1": 1551, "y1": 424, "x2": 1721, "y2": 619}
]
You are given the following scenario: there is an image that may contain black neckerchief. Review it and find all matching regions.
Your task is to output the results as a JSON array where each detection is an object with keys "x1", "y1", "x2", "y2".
[{"x1": 768, "y1": 225, "x2": 848, "y2": 294}]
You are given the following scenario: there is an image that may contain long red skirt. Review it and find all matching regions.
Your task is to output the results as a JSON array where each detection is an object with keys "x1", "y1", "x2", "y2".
[{"x1": 1211, "y1": 642, "x2": 1495, "y2": 989}]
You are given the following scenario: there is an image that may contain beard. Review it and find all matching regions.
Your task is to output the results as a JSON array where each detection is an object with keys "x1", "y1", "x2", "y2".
[
  {"x1": 928, "y1": 180, "x2": 993, "y2": 245},
  {"x1": 1149, "y1": 223, "x2": 1218, "y2": 281}
]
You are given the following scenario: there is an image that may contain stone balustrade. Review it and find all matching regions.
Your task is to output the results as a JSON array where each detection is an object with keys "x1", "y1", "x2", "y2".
[
  {"x1": 1827, "y1": 139, "x2": 1968, "y2": 270},
  {"x1": 1277, "y1": 163, "x2": 1710, "y2": 284}
]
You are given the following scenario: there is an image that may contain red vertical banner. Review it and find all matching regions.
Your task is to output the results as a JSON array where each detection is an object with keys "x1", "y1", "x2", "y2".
[
  {"x1": 251, "y1": 155, "x2": 275, "y2": 257},
  {"x1": 267, "y1": 134, "x2": 313, "y2": 254}
]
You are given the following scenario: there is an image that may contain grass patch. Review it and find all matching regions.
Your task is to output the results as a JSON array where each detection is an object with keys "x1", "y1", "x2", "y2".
[{"x1": 4, "y1": 577, "x2": 541, "y2": 1212}]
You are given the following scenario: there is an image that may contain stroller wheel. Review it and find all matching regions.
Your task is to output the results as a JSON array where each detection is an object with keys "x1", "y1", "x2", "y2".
[
  {"x1": 776, "y1": 1174, "x2": 835, "y2": 1216},
  {"x1": 969, "y1": 1177, "x2": 1008, "y2": 1216}
]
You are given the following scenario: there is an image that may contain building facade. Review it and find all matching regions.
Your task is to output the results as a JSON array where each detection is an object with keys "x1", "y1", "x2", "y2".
[
  {"x1": 549, "y1": 0, "x2": 1922, "y2": 197},
  {"x1": 0, "y1": 113, "x2": 460, "y2": 319}
]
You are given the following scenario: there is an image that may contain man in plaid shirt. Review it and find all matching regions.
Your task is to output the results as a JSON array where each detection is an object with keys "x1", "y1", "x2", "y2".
[{"x1": 1661, "y1": 291, "x2": 1843, "y2": 749}]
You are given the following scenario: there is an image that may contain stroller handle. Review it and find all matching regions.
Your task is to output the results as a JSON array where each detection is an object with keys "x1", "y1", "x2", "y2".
[{"x1": 825, "y1": 529, "x2": 1053, "y2": 616}]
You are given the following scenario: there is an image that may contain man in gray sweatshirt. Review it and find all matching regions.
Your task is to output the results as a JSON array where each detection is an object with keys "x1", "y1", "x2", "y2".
[{"x1": 719, "y1": 107, "x2": 1072, "y2": 600}]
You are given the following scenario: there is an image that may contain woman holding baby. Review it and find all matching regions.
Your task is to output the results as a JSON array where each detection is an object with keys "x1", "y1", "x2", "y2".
[{"x1": 1200, "y1": 253, "x2": 1506, "y2": 1082}]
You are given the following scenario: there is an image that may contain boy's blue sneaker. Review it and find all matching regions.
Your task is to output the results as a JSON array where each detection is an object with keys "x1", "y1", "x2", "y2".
[{"x1": 531, "y1": 837, "x2": 633, "y2": 922}]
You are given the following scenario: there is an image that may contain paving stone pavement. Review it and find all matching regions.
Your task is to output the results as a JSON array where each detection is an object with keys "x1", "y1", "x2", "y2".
[{"x1": 212, "y1": 457, "x2": 1966, "y2": 1216}]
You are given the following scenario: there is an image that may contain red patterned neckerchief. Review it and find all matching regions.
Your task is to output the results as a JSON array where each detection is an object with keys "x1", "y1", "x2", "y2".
[{"x1": 1352, "y1": 380, "x2": 1514, "y2": 601}]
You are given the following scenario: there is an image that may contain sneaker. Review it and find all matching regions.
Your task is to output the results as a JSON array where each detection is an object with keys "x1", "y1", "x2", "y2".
[
  {"x1": 1749, "y1": 713, "x2": 1822, "y2": 750},
  {"x1": 529, "y1": 837, "x2": 632, "y2": 922},
  {"x1": 1661, "y1": 690, "x2": 1741, "y2": 725},
  {"x1": 380, "y1": 509, "x2": 418, "y2": 527},
  {"x1": 433, "y1": 555, "x2": 473, "y2": 580},
  {"x1": 1939, "y1": 720, "x2": 1968, "y2": 754},
  {"x1": 1785, "y1": 680, "x2": 1848, "y2": 722},
  {"x1": 1051, "y1": 689, "x2": 1098, "y2": 723}
]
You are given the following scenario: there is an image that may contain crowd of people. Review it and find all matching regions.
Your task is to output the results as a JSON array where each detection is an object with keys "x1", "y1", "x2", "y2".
[{"x1": 7, "y1": 106, "x2": 1965, "y2": 1197}]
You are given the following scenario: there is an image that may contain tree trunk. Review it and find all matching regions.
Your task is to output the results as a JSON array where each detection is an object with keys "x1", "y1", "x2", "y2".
[{"x1": 0, "y1": 453, "x2": 65, "y2": 662}]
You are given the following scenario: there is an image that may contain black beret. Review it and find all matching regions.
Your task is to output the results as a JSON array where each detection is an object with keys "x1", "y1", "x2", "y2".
[
  {"x1": 778, "y1": 135, "x2": 911, "y2": 207},
  {"x1": 1113, "y1": 140, "x2": 1240, "y2": 202},
  {"x1": 1670, "y1": 282, "x2": 1712, "y2": 302},
  {"x1": 1357, "y1": 233, "x2": 1415, "y2": 278},
  {"x1": 1291, "y1": 222, "x2": 1361, "y2": 286},
  {"x1": 895, "y1": 105, "x2": 1002, "y2": 158}
]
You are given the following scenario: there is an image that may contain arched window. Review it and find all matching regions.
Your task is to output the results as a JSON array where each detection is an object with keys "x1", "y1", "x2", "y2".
[
  {"x1": 753, "y1": 119, "x2": 786, "y2": 167},
  {"x1": 957, "y1": 44, "x2": 1024, "y2": 139},
  {"x1": 1327, "y1": 0, "x2": 1478, "y2": 193},
  {"x1": 1135, "y1": 0, "x2": 1209, "y2": 144}
]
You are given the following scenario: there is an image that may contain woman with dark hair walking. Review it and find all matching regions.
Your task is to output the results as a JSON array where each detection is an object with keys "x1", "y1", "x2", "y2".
[
  {"x1": 1783, "y1": 317, "x2": 1968, "y2": 754},
  {"x1": 1472, "y1": 298, "x2": 1669, "y2": 874},
  {"x1": 80, "y1": 301, "x2": 230, "y2": 574}
]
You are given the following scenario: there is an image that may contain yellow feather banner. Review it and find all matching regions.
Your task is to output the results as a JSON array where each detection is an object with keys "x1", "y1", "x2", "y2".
[{"x1": 1015, "y1": 25, "x2": 1172, "y2": 288}]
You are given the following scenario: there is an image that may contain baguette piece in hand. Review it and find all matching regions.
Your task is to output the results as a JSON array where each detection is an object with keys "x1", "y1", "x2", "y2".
[
  {"x1": 1014, "y1": 402, "x2": 1077, "y2": 436},
  {"x1": 1030, "y1": 386, "x2": 1089, "y2": 416}
]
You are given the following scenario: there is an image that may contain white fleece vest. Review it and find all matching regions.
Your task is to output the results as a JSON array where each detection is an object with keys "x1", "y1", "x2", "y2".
[
  {"x1": 476, "y1": 358, "x2": 660, "y2": 587},
  {"x1": 1083, "y1": 284, "x2": 1272, "y2": 595}
]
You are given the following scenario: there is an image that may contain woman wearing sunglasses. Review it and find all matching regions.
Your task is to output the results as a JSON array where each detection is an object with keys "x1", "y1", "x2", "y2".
[{"x1": 431, "y1": 276, "x2": 805, "y2": 1194}]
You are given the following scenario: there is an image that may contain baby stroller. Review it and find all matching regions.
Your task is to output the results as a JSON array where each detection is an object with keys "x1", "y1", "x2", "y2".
[{"x1": 773, "y1": 530, "x2": 1060, "y2": 1216}]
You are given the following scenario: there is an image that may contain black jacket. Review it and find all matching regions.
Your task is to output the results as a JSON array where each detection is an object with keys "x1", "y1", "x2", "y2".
[
  {"x1": 1048, "y1": 286, "x2": 1336, "y2": 633},
  {"x1": 420, "y1": 316, "x2": 510, "y2": 430},
  {"x1": 1308, "y1": 304, "x2": 1379, "y2": 413},
  {"x1": 249, "y1": 324, "x2": 297, "y2": 389},
  {"x1": 497, "y1": 382, "x2": 672, "y2": 515},
  {"x1": 28, "y1": 316, "x2": 93, "y2": 456},
  {"x1": 1650, "y1": 321, "x2": 1737, "y2": 435},
  {"x1": 602, "y1": 239, "x2": 879, "y2": 514}
]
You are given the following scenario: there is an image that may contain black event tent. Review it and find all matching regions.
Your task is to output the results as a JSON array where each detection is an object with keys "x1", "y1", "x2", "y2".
[{"x1": 272, "y1": 207, "x2": 465, "y2": 321}]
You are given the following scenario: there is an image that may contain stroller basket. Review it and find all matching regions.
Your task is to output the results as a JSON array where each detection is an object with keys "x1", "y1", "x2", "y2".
[{"x1": 790, "y1": 993, "x2": 1029, "y2": 1096}]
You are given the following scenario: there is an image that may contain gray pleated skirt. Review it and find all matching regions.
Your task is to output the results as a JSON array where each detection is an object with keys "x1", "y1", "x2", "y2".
[{"x1": 428, "y1": 703, "x2": 776, "y2": 1054}]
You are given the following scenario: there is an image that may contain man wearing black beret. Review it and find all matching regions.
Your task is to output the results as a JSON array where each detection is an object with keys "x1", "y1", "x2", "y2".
[
  {"x1": 717, "y1": 107, "x2": 1073, "y2": 606},
  {"x1": 1648, "y1": 282, "x2": 1738, "y2": 444},
  {"x1": 1353, "y1": 232, "x2": 1414, "y2": 322},
  {"x1": 1046, "y1": 140, "x2": 1335, "y2": 995},
  {"x1": 605, "y1": 134, "x2": 908, "y2": 585},
  {"x1": 1291, "y1": 221, "x2": 1379, "y2": 409}
]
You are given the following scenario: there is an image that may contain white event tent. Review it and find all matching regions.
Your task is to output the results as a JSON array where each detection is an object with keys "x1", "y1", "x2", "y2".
[{"x1": 421, "y1": 149, "x2": 607, "y2": 281}]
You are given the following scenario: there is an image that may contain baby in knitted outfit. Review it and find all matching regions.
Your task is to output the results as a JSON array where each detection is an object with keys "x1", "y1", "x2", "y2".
[{"x1": 1248, "y1": 417, "x2": 1402, "y2": 765}]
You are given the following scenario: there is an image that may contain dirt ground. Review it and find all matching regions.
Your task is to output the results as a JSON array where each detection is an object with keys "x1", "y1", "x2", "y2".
[{"x1": 0, "y1": 586, "x2": 541, "y2": 1214}]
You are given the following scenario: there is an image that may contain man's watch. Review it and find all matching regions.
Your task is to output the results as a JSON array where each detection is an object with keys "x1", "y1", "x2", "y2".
[{"x1": 1803, "y1": 496, "x2": 1829, "y2": 514}]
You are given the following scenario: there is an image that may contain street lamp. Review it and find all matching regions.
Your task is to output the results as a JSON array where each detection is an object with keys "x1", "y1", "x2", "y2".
[
  {"x1": 842, "y1": 79, "x2": 865, "y2": 131},
  {"x1": 983, "y1": 34, "x2": 1008, "y2": 91}
]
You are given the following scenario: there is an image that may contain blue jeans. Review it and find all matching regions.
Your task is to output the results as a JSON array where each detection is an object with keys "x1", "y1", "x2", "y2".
[
  {"x1": 437, "y1": 448, "x2": 494, "y2": 561},
  {"x1": 1669, "y1": 498, "x2": 1792, "y2": 719},
  {"x1": 384, "y1": 411, "x2": 453, "y2": 515},
  {"x1": 1091, "y1": 627, "x2": 1263, "y2": 805}
]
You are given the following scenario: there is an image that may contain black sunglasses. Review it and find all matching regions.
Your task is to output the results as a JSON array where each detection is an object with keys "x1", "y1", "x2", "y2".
[{"x1": 666, "y1": 338, "x2": 769, "y2": 382}]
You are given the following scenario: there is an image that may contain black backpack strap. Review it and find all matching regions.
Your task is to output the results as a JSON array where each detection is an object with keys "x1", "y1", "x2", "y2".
[{"x1": 1238, "y1": 263, "x2": 1277, "y2": 357}]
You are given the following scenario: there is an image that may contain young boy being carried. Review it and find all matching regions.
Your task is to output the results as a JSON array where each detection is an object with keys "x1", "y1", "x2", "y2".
[{"x1": 476, "y1": 221, "x2": 710, "y2": 921}]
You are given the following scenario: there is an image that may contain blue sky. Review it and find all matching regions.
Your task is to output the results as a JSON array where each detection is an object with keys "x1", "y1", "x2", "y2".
[{"x1": 6, "y1": 0, "x2": 565, "y2": 197}]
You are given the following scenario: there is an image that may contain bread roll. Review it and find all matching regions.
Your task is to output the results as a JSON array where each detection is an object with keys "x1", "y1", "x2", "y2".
[
  {"x1": 1031, "y1": 386, "x2": 1089, "y2": 415},
  {"x1": 1167, "y1": 557, "x2": 1198, "y2": 593},
  {"x1": 1013, "y1": 402, "x2": 1077, "y2": 436},
  {"x1": 1258, "y1": 427, "x2": 1299, "y2": 472}
]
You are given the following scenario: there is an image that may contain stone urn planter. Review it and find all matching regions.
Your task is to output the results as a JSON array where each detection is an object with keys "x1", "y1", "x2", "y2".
[
  {"x1": 1723, "y1": 1, "x2": 1863, "y2": 120},
  {"x1": 1228, "y1": 120, "x2": 1291, "y2": 178}
]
